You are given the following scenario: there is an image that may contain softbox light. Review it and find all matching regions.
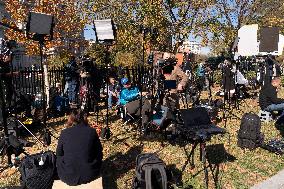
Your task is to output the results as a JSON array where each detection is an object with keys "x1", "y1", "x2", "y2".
[
  {"x1": 26, "y1": 12, "x2": 54, "y2": 35},
  {"x1": 259, "y1": 27, "x2": 279, "y2": 53},
  {"x1": 93, "y1": 19, "x2": 116, "y2": 44},
  {"x1": 237, "y1": 24, "x2": 259, "y2": 56}
]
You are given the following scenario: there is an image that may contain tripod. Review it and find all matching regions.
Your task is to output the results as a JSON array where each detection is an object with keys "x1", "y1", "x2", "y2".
[
  {"x1": 0, "y1": 73, "x2": 49, "y2": 169},
  {"x1": 37, "y1": 36, "x2": 59, "y2": 144},
  {"x1": 221, "y1": 64, "x2": 241, "y2": 128}
]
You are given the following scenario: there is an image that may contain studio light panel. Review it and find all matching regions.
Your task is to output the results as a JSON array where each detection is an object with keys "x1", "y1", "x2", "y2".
[
  {"x1": 28, "y1": 12, "x2": 53, "y2": 35},
  {"x1": 93, "y1": 19, "x2": 115, "y2": 42}
]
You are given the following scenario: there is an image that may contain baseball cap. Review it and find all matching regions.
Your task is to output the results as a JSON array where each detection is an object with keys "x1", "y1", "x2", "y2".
[{"x1": 121, "y1": 78, "x2": 129, "y2": 85}]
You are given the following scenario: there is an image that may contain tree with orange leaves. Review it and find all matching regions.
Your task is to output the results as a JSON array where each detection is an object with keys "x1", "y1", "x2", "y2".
[{"x1": 3, "y1": 0, "x2": 86, "y2": 55}]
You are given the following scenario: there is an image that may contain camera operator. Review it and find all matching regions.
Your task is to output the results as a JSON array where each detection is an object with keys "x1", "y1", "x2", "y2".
[
  {"x1": 220, "y1": 58, "x2": 235, "y2": 96},
  {"x1": 204, "y1": 61, "x2": 213, "y2": 90},
  {"x1": 264, "y1": 55, "x2": 282, "y2": 86},
  {"x1": 63, "y1": 56, "x2": 79, "y2": 105},
  {"x1": 259, "y1": 77, "x2": 284, "y2": 114},
  {"x1": 0, "y1": 38, "x2": 13, "y2": 108},
  {"x1": 79, "y1": 55, "x2": 102, "y2": 112},
  {"x1": 159, "y1": 53, "x2": 189, "y2": 110}
]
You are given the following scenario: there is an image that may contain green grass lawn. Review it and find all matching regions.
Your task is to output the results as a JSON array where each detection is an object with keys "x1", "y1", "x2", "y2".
[{"x1": 1, "y1": 90, "x2": 284, "y2": 189}]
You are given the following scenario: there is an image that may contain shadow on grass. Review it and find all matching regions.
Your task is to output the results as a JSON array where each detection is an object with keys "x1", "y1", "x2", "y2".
[
  {"x1": 206, "y1": 144, "x2": 236, "y2": 188},
  {"x1": 181, "y1": 143, "x2": 236, "y2": 189},
  {"x1": 167, "y1": 164, "x2": 194, "y2": 189},
  {"x1": 102, "y1": 146, "x2": 143, "y2": 189}
]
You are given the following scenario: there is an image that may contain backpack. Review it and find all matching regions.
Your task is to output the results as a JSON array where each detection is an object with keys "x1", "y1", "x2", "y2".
[
  {"x1": 19, "y1": 151, "x2": 56, "y2": 189},
  {"x1": 132, "y1": 153, "x2": 168, "y2": 189},
  {"x1": 237, "y1": 113, "x2": 264, "y2": 150}
]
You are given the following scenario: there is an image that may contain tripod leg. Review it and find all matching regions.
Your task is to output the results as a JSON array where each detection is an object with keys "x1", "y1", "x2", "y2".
[
  {"x1": 6, "y1": 141, "x2": 12, "y2": 166},
  {"x1": 182, "y1": 143, "x2": 198, "y2": 172},
  {"x1": 200, "y1": 143, "x2": 209, "y2": 189},
  {"x1": 190, "y1": 145, "x2": 195, "y2": 169}
]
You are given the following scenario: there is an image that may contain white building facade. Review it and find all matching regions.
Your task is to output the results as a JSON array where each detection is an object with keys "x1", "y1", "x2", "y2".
[{"x1": 179, "y1": 41, "x2": 202, "y2": 54}]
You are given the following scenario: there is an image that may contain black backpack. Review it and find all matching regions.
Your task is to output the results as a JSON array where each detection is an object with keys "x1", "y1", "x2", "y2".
[
  {"x1": 19, "y1": 151, "x2": 56, "y2": 189},
  {"x1": 237, "y1": 113, "x2": 264, "y2": 150},
  {"x1": 132, "y1": 153, "x2": 168, "y2": 189}
]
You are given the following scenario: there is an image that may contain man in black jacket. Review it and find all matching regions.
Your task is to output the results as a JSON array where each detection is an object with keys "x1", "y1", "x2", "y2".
[
  {"x1": 0, "y1": 38, "x2": 13, "y2": 108},
  {"x1": 64, "y1": 56, "x2": 79, "y2": 104},
  {"x1": 56, "y1": 110, "x2": 103, "y2": 186},
  {"x1": 259, "y1": 77, "x2": 284, "y2": 112}
]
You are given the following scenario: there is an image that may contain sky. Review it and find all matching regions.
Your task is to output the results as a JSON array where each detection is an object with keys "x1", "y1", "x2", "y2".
[
  {"x1": 201, "y1": 47, "x2": 211, "y2": 55},
  {"x1": 84, "y1": 24, "x2": 96, "y2": 41}
]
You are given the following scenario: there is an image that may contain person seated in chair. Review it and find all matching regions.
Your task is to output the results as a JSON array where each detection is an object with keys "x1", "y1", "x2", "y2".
[
  {"x1": 50, "y1": 83, "x2": 69, "y2": 115},
  {"x1": 56, "y1": 109, "x2": 103, "y2": 186},
  {"x1": 259, "y1": 77, "x2": 284, "y2": 115},
  {"x1": 119, "y1": 78, "x2": 151, "y2": 132},
  {"x1": 106, "y1": 76, "x2": 121, "y2": 109}
]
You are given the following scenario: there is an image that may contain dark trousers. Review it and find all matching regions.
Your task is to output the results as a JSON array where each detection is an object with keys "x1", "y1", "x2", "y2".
[
  {"x1": 80, "y1": 76, "x2": 99, "y2": 112},
  {"x1": 125, "y1": 98, "x2": 151, "y2": 126},
  {"x1": 197, "y1": 76, "x2": 205, "y2": 91},
  {"x1": 163, "y1": 93, "x2": 179, "y2": 112}
]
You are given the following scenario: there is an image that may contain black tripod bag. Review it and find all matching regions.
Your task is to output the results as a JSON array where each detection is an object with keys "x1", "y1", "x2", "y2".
[{"x1": 19, "y1": 151, "x2": 56, "y2": 189}]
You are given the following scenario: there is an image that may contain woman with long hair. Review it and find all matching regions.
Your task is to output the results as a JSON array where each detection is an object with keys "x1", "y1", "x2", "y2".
[{"x1": 56, "y1": 109, "x2": 103, "y2": 186}]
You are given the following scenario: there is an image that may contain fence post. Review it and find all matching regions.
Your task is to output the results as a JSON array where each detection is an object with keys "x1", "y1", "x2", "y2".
[{"x1": 43, "y1": 65, "x2": 50, "y2": 109}]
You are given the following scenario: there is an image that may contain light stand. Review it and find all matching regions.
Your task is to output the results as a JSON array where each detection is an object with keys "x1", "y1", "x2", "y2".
[
  {"x1": 26, "y1": 12, "x2": 55, "y2": 144},
  {"x1": 139, "y1": 26, "x2": 158, "y2": 135},
  {"x1": 93, "y1": 19, "x2": 116, "y2": 137},
  {"x1": 0, "y1": 74, "x2": 12, "y2": 165}
]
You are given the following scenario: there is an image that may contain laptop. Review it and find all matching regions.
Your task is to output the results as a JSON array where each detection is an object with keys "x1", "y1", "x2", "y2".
[{"x1": 180, "y1": 107, "x2": 226, "y2": 135}]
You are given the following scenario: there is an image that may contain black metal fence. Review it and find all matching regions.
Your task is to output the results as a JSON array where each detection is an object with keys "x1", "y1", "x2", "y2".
[
  {"x1": 10, "y1": 65, "x2": 153, "y2": 125},
  {"x1": 11, "y1": 65, "x2": 152, "y2": 96},
  {"x1": 13, "y1": 67, "x2": 44, "y2": 96}
]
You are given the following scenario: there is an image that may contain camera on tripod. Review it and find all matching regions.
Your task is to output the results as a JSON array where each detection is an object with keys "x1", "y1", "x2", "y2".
[{"x1": 157, "y1": 57, "x2": 177, "y2": 74}]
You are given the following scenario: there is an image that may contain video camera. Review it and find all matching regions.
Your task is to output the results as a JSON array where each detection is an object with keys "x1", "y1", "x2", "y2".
[
  {"x1": 157, "y1": 57, "x2": 177, "y2": 74},
  {"x1": 157, "y1": 57, "x2": 177, "y2": 68}
]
